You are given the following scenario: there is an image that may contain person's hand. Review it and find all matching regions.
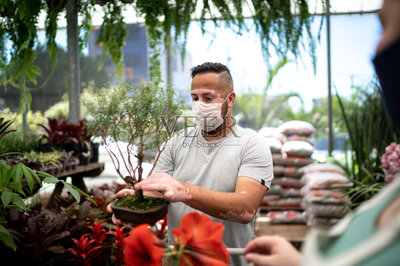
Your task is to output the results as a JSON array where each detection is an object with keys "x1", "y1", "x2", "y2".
[
  {"x1": 106, "y1": 188, "x2": 135, "y2": 225},
  {"x1": 134, "y1": 173, "x2": 191, "y2": 202},
  {"x1": 243, "y1": 235, "x2": 301, "y2": 266}
]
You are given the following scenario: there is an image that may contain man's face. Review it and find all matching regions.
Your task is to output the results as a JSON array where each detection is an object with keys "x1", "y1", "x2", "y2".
[{"x1": 190, "y1": 72, "x2": 232, "y2": 117}]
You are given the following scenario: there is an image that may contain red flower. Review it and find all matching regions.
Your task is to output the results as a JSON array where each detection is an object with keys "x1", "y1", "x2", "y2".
[
  {"x1": 111, "y1": 225, "x2": 129, "y2": 264},
  {"x1": 172, "y1": 212, "x2": 230, "y2": 265},
  {"x1": 67, "y1": 235, "x2": 102, "y2": 266},
  {"x1": 124, "y1": 224, "x2": 165, "y2": 266},
  {"x1": 87, "y1": 221, "x2": 112, "y2": 246}
]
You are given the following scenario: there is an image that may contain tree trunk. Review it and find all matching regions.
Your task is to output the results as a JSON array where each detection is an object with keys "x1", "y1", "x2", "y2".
[
  {"x1": 66, "y1": 0, "x2": 80, "y2": 123},
  {"x1": 135, "y1": 150, "x2": 144, "y2": 201}
]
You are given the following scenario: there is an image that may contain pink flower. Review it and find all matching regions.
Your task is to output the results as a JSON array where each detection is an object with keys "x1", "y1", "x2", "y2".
[{"x1": 382, "y1": 142, "x2": 400, "y2": 183}]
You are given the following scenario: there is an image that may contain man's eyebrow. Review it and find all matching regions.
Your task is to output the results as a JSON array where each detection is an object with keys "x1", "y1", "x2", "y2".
[{"x1": 190, "y1": 92, "x2": 217, "y2": 96}]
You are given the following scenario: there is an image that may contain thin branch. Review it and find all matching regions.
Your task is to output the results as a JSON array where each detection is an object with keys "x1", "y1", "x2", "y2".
[
  {"x1": 115, "y1": 140, "x2": 133, "y2": 179},
  {"x1": 103, "y1": 137, "x2": 124, "y2": 180}
]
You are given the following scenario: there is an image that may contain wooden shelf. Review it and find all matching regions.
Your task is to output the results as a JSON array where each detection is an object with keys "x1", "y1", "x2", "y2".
[
  {"x1": 46, "y1": 162, "x2": 105, "y2": 209},
  {"x1": 255, "y1": 218, "x2": 309, "y2": 243},
  {"x1": 260, "y1": 206, "x2": 304, "y2": 212},
  {"x1": 55, "y1": 162, "x2": 105, "y2": 179}
]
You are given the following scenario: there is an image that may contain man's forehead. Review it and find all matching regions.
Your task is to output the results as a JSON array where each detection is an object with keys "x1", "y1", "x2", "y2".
[{"x1": 190, "y1": 89, "x2": 222, "y2": 97}]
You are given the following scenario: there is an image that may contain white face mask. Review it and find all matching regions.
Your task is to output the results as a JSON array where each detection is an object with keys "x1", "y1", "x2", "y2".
[{"x1": 191, "y1": 94, "x2": 230, "y2": 132}]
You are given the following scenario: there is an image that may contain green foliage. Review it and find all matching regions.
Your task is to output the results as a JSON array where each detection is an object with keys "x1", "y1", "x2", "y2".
[
  {"x1": 233, "y1": 92, "x2": 301, "y2": 129},
  {"x1": 1, "y1": 0, "x2": 323, "y2": 117},
  {"x1": 0, "y1": 132, "x2": 38, "y2": 156},
  {"x1": 233, "y1": 57, "x2": 297, "y2": 130},
  {"x1": 0, "y1": 108, "x2": 45, "y2": 133},
  {"x1": 82, "y1": 81, "x2": 184, "y2": 186},
  {"x1": 0, "y1": 0, "x2": 43, "y2": 113},
  {"x1": 336, "y1": 79, "x2": 400, "y2": 206},
  {"x1": 97, "y1": 1, "x2": 127, "y2": 79},
  {"x1": 45, "y1": 0, "x2": 67, "y2": 65},
  {"x1": 0, "y1": 117, "x2": 15, "y2": 141},
  {"x1": 0, "y1": 113, "x2": 40, "y2": 156},
  {"x1": 250, "y1": 0, "x2": 324, "y2": 68},
  {"x1": 279, "y1": 95, "x2": 350, "y2": 141},
  {"x1": 0, "y1": 160, "x2": 45, "y2": 250},
  {"x1": 0, "y1": 45, "x2": 110, "y2": 114}
]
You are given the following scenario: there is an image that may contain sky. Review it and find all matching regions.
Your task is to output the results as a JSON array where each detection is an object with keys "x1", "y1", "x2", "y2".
[{"x1": 184, "y1": 13, "x2": 382, "y2": 110}]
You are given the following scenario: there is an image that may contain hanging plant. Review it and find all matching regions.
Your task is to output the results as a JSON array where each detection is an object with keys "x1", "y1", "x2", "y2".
[
  {"x1": 96, "y1": 0, "x2": 127, "y2": 80},
  {"x1": 45, "y1": 0, "x2": 67, "y2": 65},
  {"x1": 0, "y1": 0, "x2": 43, "y2": 113},
  {"x1": 1, "y1": 0, "x2": 326, "y2": 120},
  {"x1": 250, "y1": 0, "x2": 325, "y2": 69}
]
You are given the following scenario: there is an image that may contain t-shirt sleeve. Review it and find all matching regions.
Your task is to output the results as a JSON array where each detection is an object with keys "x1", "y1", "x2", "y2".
[
  {"x1": 152, "y1": 138, "x2": 175, "y2": 176},
  {"x1": 238, "y1": 135, "x2": 273, "y2": 189}
]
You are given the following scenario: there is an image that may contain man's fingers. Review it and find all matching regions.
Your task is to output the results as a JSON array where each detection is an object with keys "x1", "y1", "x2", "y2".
[
  {"x1": 106, "y1": 203, "x2": 113, "y2": 213},
  {"x1": 112, "y1": 214, "x2": 122, "y2": 225},
  {"x1": 244, "y1": 236, "x2": 275, "y2": 254},
  {"x1": 136, "y1": 183, "x2": 168, "y2": 193},
  {"x1": 115, "y1": 189, "x2": 134, "y2": 198},
  {"x1": 245, "y1": 253, "x2": 274, "y2": 265}
]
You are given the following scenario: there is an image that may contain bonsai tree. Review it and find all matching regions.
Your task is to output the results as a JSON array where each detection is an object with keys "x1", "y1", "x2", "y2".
[{"x1": 82, "y1": 82, "x2": 183, "y2": 202}]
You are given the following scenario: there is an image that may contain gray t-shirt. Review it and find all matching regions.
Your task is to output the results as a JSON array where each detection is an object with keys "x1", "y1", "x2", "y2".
[{"x1": 153, "y1": 125, "x2": 273, "y2": 266}]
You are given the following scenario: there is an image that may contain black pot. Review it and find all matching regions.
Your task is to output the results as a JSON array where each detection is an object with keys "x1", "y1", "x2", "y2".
[
  {"x1": 90, "y1": 142, "x2": 100, "y2": 163},
  {"x1": 63, "y1": 143, "x2": 90, "y2": 165},
  {"x1": 111, "y1": 196, "x2": 168, "y2": 225},
  {"x1": 37, "y1": 143, "x2": 64, "y2": 153}
]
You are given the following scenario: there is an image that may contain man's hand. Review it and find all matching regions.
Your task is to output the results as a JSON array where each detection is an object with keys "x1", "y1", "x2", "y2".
[
  {"x1": 134, "y1": 173, "x2": 192, "y2": 202},
  {"x1": 244, "y1": 235, "x2": 301, "y2": 266},
  {"x1": 106, "y1": 188, "x2": 135, "y2": 225}
]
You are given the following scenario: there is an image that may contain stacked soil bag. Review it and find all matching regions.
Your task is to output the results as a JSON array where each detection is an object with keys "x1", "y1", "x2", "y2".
[
  {"x1": 300, "y1": 163, "x2": 352, "y2": 229},
  {"x1": 258, "y1": 121, "x2": 316, "y2": 224}
]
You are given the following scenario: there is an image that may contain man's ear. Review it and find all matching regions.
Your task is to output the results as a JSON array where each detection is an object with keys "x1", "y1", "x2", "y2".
[{"x1": 228, "y1": 92, "x2": 236, "y2": 108}]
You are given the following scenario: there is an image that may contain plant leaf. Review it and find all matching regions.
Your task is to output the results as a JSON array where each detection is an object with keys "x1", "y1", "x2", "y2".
[
  {"x1": 21, "y1": 165, "x2": 34, "y2": 193},
  {"x1": 0, "y1": 224, "x2": 16, "y2": 251},
  {"x1": 62, "y1": 181, "x2": 96, "y2": 205},
  {"x1": 63, "y1": 183, "x2": 81, "y2": 203},
  {"x1": 42, "y1": 175, "x2": 59, "y2": 184},
  {"x1": 1, "y1": 190, "x2": 12, "y2": 207}
]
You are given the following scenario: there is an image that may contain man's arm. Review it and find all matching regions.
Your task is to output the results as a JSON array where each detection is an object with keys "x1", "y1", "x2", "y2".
[{"x1": 134, "y1": 174, "x2": 268, "y2": 224}]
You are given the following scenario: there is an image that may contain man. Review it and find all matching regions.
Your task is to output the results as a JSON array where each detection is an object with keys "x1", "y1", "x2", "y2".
[{"x1": 110, "y1": 62, "x2": 273, "y2": 265}]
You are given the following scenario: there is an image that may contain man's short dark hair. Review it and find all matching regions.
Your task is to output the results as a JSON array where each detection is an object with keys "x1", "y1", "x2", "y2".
[
  {"x1": 191, "y1": 62, "x2": 234, "y2": 92},
  {"x1": 190, "y1": 62, "x2": 231, "y2": 78}
]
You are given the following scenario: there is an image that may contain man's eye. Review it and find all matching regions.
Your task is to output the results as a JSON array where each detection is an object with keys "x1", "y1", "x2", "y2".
[
  {"x1": 192, "y1": 98, "x2": 199, "y2": 101},
  {"x1": 205, "y1": 98, "x2": 213, "y2": 101}
]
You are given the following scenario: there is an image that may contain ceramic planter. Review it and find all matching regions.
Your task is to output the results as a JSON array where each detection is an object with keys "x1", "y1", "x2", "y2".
[{"x1": 111, "y1": 196, "x2": 168, "y2": 225}]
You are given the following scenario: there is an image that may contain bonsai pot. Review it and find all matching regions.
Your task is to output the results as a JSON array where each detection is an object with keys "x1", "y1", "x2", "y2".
[{"x1": 111, "y1": 195, "x2": 168, "y2": 225}]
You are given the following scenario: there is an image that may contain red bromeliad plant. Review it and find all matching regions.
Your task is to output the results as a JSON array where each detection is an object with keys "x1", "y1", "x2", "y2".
[
  {"x1": 67, "y1": 235, "x2": 102, "y2": 266},
  {"x1": 124, "y1": 212, "x2": 230, "y2": 266},
  {"x1": 67, "y1": 222, "x2": 130, "y2": 265},
  {"x1": 110, "y1": 225, "x2": 130, "y2": 265}
]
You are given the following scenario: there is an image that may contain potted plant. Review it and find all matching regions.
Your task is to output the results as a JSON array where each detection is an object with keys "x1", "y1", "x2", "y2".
[
  {"x1": 82, "y1": 82, "x2": 182, "y2": 224},
  {"x1": 38, "y1": 117, "x2": 95, "y2": 165}
]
